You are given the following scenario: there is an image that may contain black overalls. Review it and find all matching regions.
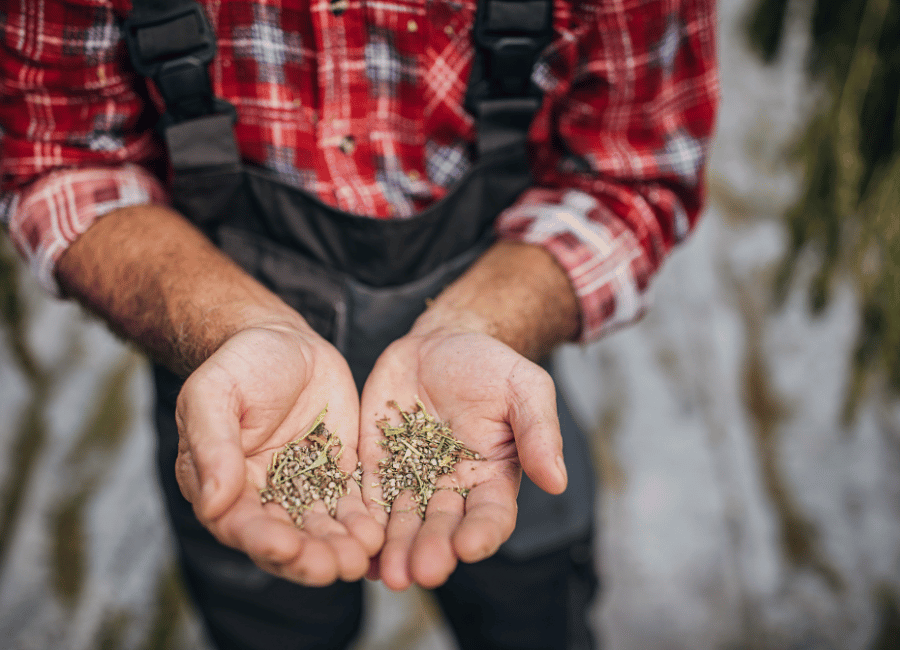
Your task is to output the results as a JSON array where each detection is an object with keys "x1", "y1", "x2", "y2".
[{"x1": 126, "y1": 1, "x2": 597, "y2": 647}]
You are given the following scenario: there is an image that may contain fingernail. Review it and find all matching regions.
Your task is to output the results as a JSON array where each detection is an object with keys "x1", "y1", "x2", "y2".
[{"x1": 556, "y1": 454, "x2": 568, "y2": 486}]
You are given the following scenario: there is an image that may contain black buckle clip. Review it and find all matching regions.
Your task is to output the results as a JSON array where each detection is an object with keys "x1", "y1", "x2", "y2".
[
  {"x1": 490, "y1": 37, "x2": 542, "y2": 96},
  {"x1": 124, "y1": 4, "x2": 233, "y2": 124},
  {"x1": 124, "y1": 4, "x2": 216, "y2": 78},
  {"x1": 153, "y1": 57, "x2": 236, "y2": 125},
  {"x1": 124, "y1": 2, "x2": 237, "y2": 128},
  {"x1": 473, "y1": 0, "x2": 553, "y2": 97}
]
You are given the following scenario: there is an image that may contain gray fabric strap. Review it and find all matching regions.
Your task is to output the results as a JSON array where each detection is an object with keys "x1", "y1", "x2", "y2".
[
  {"x1": 124, "y1": 0, "x2": 239, "y2": 169},
  {"x1": 484, "y1": 0, "x2": 551, "y2": 32},
  {"x1": 476, "y1": 96, "x2": 542, "y2": 154},
  {"x1": 130, "y1": 0, "x2": 193, "y2": 12},
  {"x1": 165, "y1": 113, "x2": 241, "y2": 170},
  {"x1": 132, "y1": 8, "x2": 207, "y2": 62}
]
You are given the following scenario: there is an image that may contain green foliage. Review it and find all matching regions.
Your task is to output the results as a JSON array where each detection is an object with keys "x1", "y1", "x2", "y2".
[
  {"x1": 0, "y1": 241, "x2": 49, "y2": 566},
  {"x1": 747, "y1": 0, "x2": 900, "y2": 419},
  {"x1": 51, "y1": 491, "x2": 89, "y2": 606},
  {"x1": 746, "y1": 0, "x2": 791, "y2": 64}
]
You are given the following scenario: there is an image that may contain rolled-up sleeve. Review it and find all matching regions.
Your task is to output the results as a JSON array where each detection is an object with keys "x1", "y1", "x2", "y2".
[
  {"x1": 3, "y1": 165, "x2": 168, "y2": 293},
  {"x1": 497, "y1": 0, "x2": 719, "y2": 342},
  {"x1": 0, "y1": 0, "x2": 167, "y2": 294}
]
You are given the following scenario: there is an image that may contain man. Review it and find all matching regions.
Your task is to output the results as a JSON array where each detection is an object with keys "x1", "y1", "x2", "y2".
[{"x1": 0, "y1": 0, "x2": 718, "y2": 648}]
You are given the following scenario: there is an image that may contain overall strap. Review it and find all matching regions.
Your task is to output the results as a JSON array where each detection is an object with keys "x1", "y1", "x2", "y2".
[
  {"x1": 124, "y1": 0, "x2": 552, "y2": 166},
  {"x1": 466, "y1": 0, "x2": 554, "y2": 156},
  {"x1": 124, "y1": 0, "x2": 240, "y2": 170}
]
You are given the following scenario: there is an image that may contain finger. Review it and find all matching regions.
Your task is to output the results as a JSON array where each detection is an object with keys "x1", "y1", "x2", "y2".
[
  {"x1": 410, "y1": 488, "x2": 464, "y2": 588},
  {"x1": 336, "y1": 477, "x2": 386, "y2": 558},
  {"x1": 507, "y1": 363, "x2": 568, "y2": 495},
  {"x1": 360, "y1": 469, "x2": 391, "y2": 522},
  {"x1": 357, "y1": 441, "x2": 392, "y2": 528},
  {"x1": 357, "y1": 358, "x2": 413, "y2": 528},
  {"x1": 365, "y1": 554, "x2": 382, "y2": 581},
  {"x1": 452, "y1": 477, "x2": 518, "y2": 564},
  {"x1": 302, "y1": 505, "x2": 370, "y2": 582},
  {"x1": 212, "y1": 486, "x2": 342, "y2": 586},
  {"x1": 253, "y1": 535, "x2": 343, "y2": 587},
  {"x1": 175, "y1": 379, "x2": 247, "y2": 523},
  {"x1": 330, "y1": 444, "x2": 385, "y2": 557},
  {"x1": 379, "y1": 492, "x2": 423, "y2": 591},
  {"x1": 355, "y1": 397, "x2": 394, "y2": 529},
  {"x1": 359, "y1": 474, "x2": 390, "y2": 525}
]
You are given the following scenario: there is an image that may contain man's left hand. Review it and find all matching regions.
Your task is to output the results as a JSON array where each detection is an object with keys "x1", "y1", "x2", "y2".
[{"x1": 358, "y1": 326, "x2": 568, "y2": 590}]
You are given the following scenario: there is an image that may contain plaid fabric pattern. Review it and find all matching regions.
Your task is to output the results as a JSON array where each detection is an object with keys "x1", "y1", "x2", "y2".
[
  {"x1": 5, "y1": 164, "x2": 168, "y2": 293},
  {"x1": 0, "y1": 0, "x2": 719, "y2": 340}
]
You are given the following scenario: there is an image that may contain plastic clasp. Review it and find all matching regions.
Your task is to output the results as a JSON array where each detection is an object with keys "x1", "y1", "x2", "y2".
[
  {"x1": 472, "y1": 0, "x2": 553, "y2": 98},
  {"x1": 123, "y1": 3, "x2": 217, "y2": 79}
]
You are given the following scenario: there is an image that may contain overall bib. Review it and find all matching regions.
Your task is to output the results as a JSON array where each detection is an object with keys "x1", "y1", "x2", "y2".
[{"x1": 126, "y1": 1, "x2": 598, "y2": 647}]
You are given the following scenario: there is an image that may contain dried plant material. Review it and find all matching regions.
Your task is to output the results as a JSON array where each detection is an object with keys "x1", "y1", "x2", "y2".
[
  {"x1": 376, "y1": 399, "x2": 482, "y2": 518},
  {"x1": 259, "y1": 407, "x2": 353, "y2": 527}
]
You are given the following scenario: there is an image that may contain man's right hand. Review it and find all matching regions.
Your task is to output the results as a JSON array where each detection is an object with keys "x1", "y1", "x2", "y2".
[
  {"x1": 55, "y1": 203, "x2": 385, "y2": 586},
  {"x1": 174, "y1": 320, "x2": 385, "y2": 586}
]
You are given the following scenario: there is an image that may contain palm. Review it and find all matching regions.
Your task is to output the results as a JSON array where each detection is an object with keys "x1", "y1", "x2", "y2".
[
  {"x1": 359, "y1": 330, "x2": 566, "y2": 590},
  {"x1": 175, "y1": 325, "x2": 383, "y2": 586}
]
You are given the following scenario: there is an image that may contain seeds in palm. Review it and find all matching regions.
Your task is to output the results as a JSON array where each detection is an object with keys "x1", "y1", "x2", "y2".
[
  {"x1": 259, "y1": 407, "x2": 354, "y2": 527},
  {"x1": 375, "y1": 399, "x2": 482, "y2": 518}
]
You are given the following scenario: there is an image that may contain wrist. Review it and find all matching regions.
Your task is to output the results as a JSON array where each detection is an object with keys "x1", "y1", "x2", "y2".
[
  {"x1": 408, "y1": 303, "x2": 497, "y2": 340},
  {"x1": 409, "y1": 241, "x2": 580, "y2": 361},
  {"x1": 55, "y1": 203, "x2": 317, "y2": 376},
  {"x1": 175, "y1": 301, "x2": 316, "y2": 370}
]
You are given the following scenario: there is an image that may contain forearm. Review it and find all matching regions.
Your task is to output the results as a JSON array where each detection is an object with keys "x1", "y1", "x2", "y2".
[
  {"x1": 411, "y1": 241, "x2": 580, "y2": 361},
  {"x1": 55, "y1": 203, "x2": 307, "y2": 376}
]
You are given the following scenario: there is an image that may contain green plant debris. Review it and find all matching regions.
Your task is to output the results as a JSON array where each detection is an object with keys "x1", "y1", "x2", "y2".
[
  {"x1": 747, "y1": 0, "x2": 900, "y2": 418},
  {"x1": 0, "y1": 399, "x2": 47, "y2": 568},
  {"x1": 51, "y1": 490, "x2": 89, "y2": 606},
  {"x1": 259, "y1": 407, "x2": 353, "y2": 526},
  {"x1": 376, "y1": 399, "x2": 482, "y2": 518},
  {"x1": 0, "y1": 238, "x2": 41, "y2": 383},
  {"x1": 95, "y1": 611, "x2": 129, "y2": 650},
  {"x1": 739, "y1": 284, "x2": 845, "y2": 593},
  {"x1": 48, "y1": 354, "x2": 138, "y2": 606},
  {"x1": 144, "y1": 564, "x2": 192, "y2": 650},
  {"x1": 69, "y1": 354, "x2": 138, "y2": 464},
  {"x1": 0, "y1": 243, "x2": 50, "y2": 568},
  {"x1": 871, "y1": 583, "x2": 900, "y2": 650}
]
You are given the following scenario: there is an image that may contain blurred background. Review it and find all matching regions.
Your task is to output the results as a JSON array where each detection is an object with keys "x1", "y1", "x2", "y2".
[{"x1": 3, "y1": 0, "x2": 900, "y2": 647}]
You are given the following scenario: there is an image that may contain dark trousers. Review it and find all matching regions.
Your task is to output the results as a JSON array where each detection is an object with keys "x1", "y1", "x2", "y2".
[{"x1": 155, "y1": 390, "x2": 598, "y2": 650}]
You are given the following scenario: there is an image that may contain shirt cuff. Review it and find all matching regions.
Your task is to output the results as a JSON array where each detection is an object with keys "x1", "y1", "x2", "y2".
[
  {"x1": 495, "y1": 188, "x2": 654, "y2": 343},
  {"x1": 3, "y1": 164, "x2": 169, "y2": 296}
]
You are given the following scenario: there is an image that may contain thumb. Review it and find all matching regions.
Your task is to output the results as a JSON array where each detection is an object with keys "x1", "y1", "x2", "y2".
[
  {"x1": 175, "y1": 376, "x2": 247, "y2": 524},
  {"x1": 507, "y1": 362, "x2": 568, "y2": 495}
]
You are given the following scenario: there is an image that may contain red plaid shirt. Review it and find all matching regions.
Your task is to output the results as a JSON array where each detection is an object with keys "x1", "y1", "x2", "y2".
[{"x1": 0, "y1": 0, "x2": 718, "y2": 341}]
